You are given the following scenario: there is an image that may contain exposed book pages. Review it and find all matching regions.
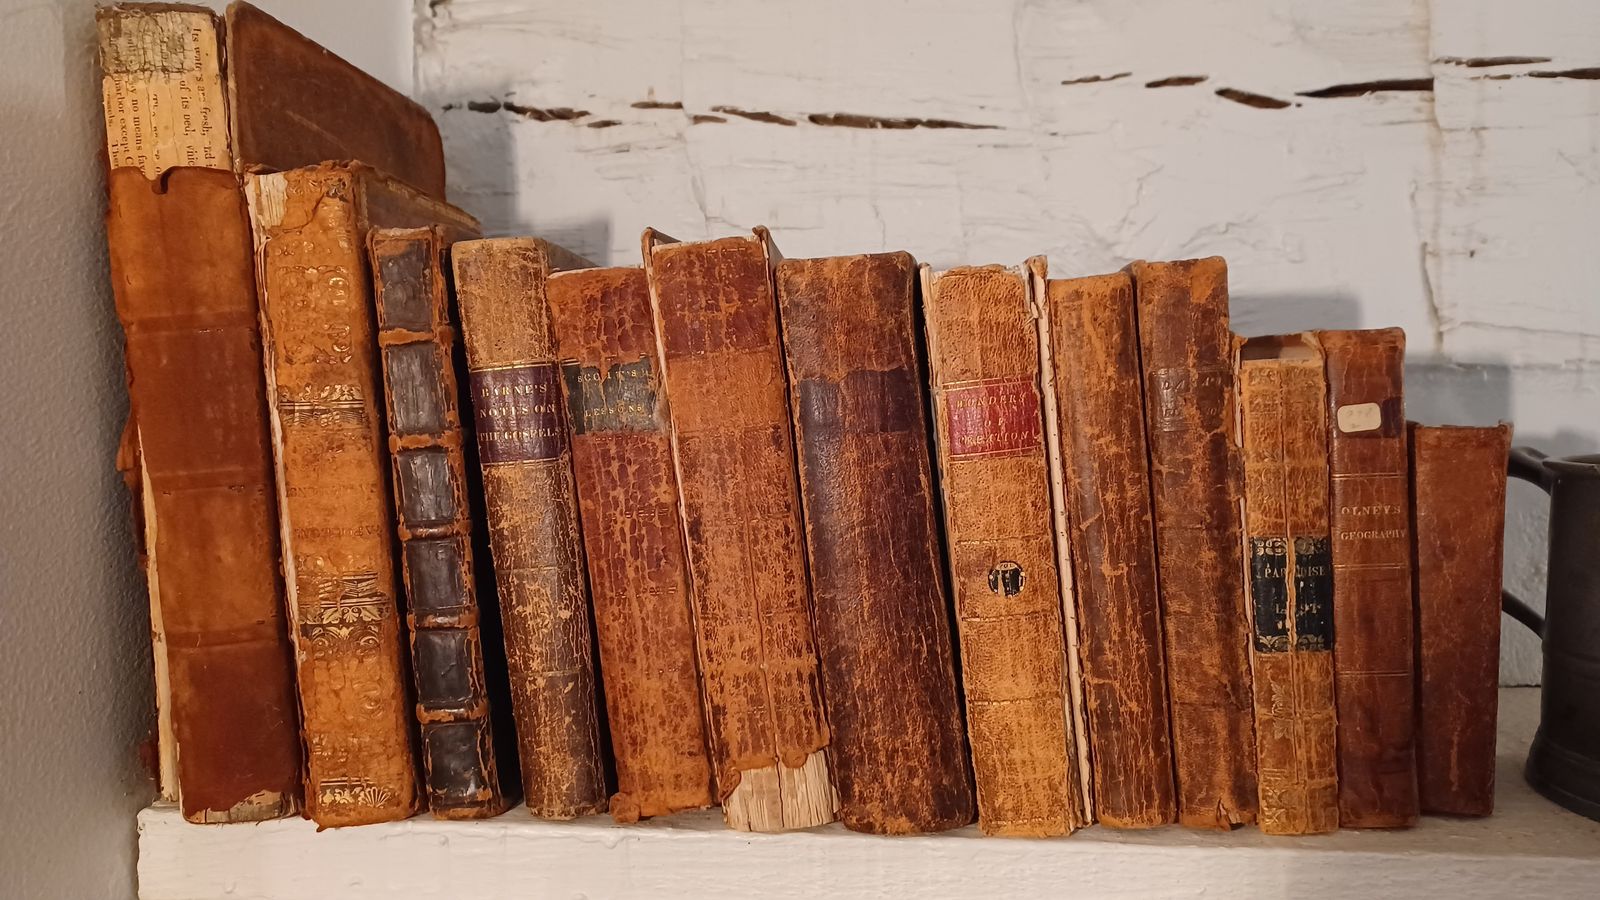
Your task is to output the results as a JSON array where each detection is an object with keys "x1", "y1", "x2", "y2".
[
  {"x1": 1237, "y1": 334, "x2": 1339, "y2": 835},
  {"x1": 643, "y1": 228, "x2": 838, "y2": 833},
  {"x1": 96, "y1": 0, "x2": 450, "y2": 823},
  {"x1": 452, "y1": 237, "x2": 609, "y2": 820},
  {"x1": 369, "y1": 226, "x2": 522, "y2": 819},
  {"x1": 246, "y1": 162, "x2": 478, "y2": 827},
  {"x1": 1041, "y1": 269, "x2": 1176, "y2": 829},
  {"x1": 1319, "y1": 328, "x2": 1419, "y2": 828},
  {"x1": 1412, "y1": 422, "x2": 1512, "y2": 817},
  {"x1": 1132, "y1": 257, "x2": 1258, "y2": 829},
  {"x1": 776, "y1": 252, "x2": 976, "y2": 835},
  {"x1": 547, "y1": 264, "x2": 715, "y2": 822},
  {"x1": 923, "y1": 263, "x2": 1087, "y2": 837}
]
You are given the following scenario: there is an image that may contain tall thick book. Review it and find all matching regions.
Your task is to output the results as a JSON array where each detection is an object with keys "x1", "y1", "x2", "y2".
[
  {"x1": 776, "y1": 253, "x2": 977, "y2": 835},
  {"x1": 369, "y1": 227, "x2": 520, "y2": 819},
  {"x1": 452, "y1": 238, "x2": 609, "y2": 819},
  {"x1": 1237, "y1": 335, "x2": 1339, "y2": 836},
  {"x1": 246, "y1": 163, "x2": 476, "y2": 827},
  {"x1": 547, "y1": 265, "x2": 715, "y2": 822},
  {"x1": 1132, "y1": 257, "x2": 1258, "y2": 829},
  {"x1": 1041, "y1": 270, "x2": 1176, "y2": 829},
  {"x1": 1319, "y1": 327, "x2": 1419, "y2": 828},
  {"x1": 1412, "y1": 422, "x2": 1512, "y2": 817},
  {"x1": 97, "y1": 0, "x2": 446, "y2": 821},
  {"x1": 923, "y1": 263, "x2": 1087, "y2": 837},
  {"x1": 643, "y1": 229, "x2": 838, "y2": 833}
]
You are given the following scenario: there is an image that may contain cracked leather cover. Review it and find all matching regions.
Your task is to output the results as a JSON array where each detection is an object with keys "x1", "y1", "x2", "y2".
[
  {"x1": 548, "y1": 265, "x2": 715, "y2": 823},
  {"x1": 776, "y1": 252, "x2": 976, "y2": 835},
  {"x1": 1045, "y1": 272, "x2": 1176, "y2": 829},
  {"x1": 1132, "y1": 257, "x2": 1258, "y2": 829}
]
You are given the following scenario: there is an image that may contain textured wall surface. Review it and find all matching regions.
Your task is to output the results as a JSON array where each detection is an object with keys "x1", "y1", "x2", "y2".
[
  {"x1": 0, "y1": 1, "x2": 154, "y2": 897},
  {"x1": 416, "y1": 0, "x2": 1600, "y2": 684}
]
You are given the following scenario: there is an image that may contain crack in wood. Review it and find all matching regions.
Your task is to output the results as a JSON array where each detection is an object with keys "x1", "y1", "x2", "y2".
[
  {"x1": 806, "y1": 113, "x2": 998, "y2": 130},
  {"x1": 1528, "y1": 67, "x2": 1600, "y2": 80},
  {"x1": 1436, "y1": 56, "x2": 1552, "y2": 67},
  {"x1": 1061, "y1": 72, "x2": 1131, "y2": 85},
  {"x1": 691, "y1": 114, "x2": 726, "y2": 124},
  {"x1": 586, "y1": 119, "x2": 621, "y2": 129},
  {"x1": 1297, "y1": 78, "x2": 1434, "y2": 98},
  {"x1": 710, "y1": 106, "x2": 796, "y2": 125},
  {"x1": 458, "y1": 99, "x2": 592, "y2": 121},
  {"x1": 1215, "y1": 88, "x2": 1291, "y2": 110},
  {"x1": 1145, "y1": 75, "x2": 1209, "y2": 88},
  {"x1": 631, "y1": 100, "x2": 684, "y2": 110}
]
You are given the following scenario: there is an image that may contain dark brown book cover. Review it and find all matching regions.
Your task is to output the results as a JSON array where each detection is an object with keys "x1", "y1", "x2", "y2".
[
  {"x1": 247, "y1": 163, "x2": 477, "y2": 827},
  {"x1": 1412, "y1": 422, "x2": 1512, "y2": 817},
  {"x1": 1132, "y1": 257, "x2": 1258, "y2": 829},
  {"x1": 547, "y1": 265, "x2": 715, "y2": 823},
  {"x1": 776, "y1": 253, "x2": 976, "y2": 835},
  {"x1": 369, "y1": 226, "x2": 521, "y2": 819},
  {"x1": 1132, "y1": 254, "x2": 1254, "y2": 826},
  {"x1": 104, "y1": 165, "x2": 301, "y2": 824},
  {"x1": 1238, "y1": 335, "x2": 1339, "y2": 835},
  {"x1": 452, "y1": 237, "x2": 609, "y2": 820},
  {"x1": 97, "y1": 1, "x2": 449, "y2": 822},
  {"x1": 643, "y1": 229, "x2": 838, "y2": 832},
  {"x1": 1320, "y1": 327, "x2": 1419, "y2": 828},
  {"x1": 1043, "y1": 270, "x2": 1176, "y2": 829},
  {"x1": 922, "y1": 263, "x2": 1087, "y2": 837}
]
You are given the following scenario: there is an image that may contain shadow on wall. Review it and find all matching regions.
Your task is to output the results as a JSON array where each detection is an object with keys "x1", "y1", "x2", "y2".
[{"x1": 438, "y1": 104, "x2": 612, "y2": 261}]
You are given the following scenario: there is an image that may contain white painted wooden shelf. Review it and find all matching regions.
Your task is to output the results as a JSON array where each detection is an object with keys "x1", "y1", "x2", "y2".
[{"x1": 139, "y1": 688, "x2": 1600, "y2": 899}]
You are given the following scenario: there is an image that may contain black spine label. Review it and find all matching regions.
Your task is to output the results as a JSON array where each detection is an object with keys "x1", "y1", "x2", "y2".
[
  {"x1": 1292, "y1": 535, "x2": 1333, "y2": 650},
  {"x1": 1249, "y1": 536, "x2": 1290, "y2": 652}
]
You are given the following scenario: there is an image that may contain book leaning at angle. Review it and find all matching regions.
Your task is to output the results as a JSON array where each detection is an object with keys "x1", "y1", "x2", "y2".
[
  {"x1": 246, "y1": 162, "x2": 478, "y2": 828},
  {"x1": 96, "y1": 0, "x2": 445, "y2": 822}
]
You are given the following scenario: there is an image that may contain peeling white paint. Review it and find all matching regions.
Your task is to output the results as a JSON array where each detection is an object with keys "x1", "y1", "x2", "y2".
[{"x1": 413, "y1": 0, "x2": 1600, "y2": 684}]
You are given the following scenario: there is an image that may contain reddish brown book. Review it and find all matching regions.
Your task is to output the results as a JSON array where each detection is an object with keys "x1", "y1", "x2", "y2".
[
  {"x1": 1042, "y1": 270, "x2": 1176, "y2": 829},
  {"x1": 1132, "y1": 257, "x2": 1258, "y2": 829},
  {"x1": 1320, "y1": 327, "x2": 1419, "y2": 828},
  {"x1": 452, "y1": 237, "x2": 609, "y2": 820},
  {"x1": 369, "y1": 226, "x2": 521, "y2": 819},
  {"x1": 248, "y1": 163, "x2": 477, "y2": 827},
  {"x1": 1412, "y1": 422, "x2": 1512, "y2": 817},
  {"x1": 547, "y1": 265, "x2": 715, "y2": 823},
  {"x1": 776, "y1": 252, "x2": 976, "y2": 835},
  {"x1": 1237, "y1": 335, "x2": 1339, "y2": 835},
  {"x1": 923, "y1": 263, "x2": 1087, "y2": 837},
  {"x1": 643, "y1": 229, "x2": 837, "y2": 833},
  {"x1": 97, "y1": 1, "x2": 446, "y2": 821}
]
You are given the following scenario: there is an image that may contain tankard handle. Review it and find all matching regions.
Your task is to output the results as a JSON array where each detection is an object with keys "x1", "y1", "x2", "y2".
[{"x1": 1503, "y1": 446, "x2": 1550, "y2": 636}]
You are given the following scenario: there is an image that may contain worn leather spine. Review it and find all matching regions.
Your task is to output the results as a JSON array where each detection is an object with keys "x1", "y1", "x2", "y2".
[
  {"x1": 1132, "y1": 258, "x2": 1258, "y2": 829},
  {"x1": 776, "y1": 253, "x2": 977, "y2": 835},
  {"x1": 1043, "y1": 271, "x2": 1177, "y2": 829},
  {"x1": 452, "y1": 238, "x2": 609, "y2": 819},
  {"x1": 1320, "y1": 327, "x2": 1419, "y2": 828},
  {"x1": 248, "y1": 163, "x2": 477, "y2": 828},
  {"x1": 923, "y1": 264, "x2": 1086, "y2": 837},
  {"x1": 370, "y1": 227, "x2": 522, "y2": 819},
  {"x1": 547, "y1": 265, "x2": 715, "y2": 823},
  {"x1": 1411, "y1": 422, "x2": 1511, "y2": 817},
  {"x1": 643, "y1": 229, "x2": 838, "y2": 832},
  {"x1": 1237, "y1": 335, "x2": 1340, "y2": 835},
  {"x1": 104, "y1": 165, "x2": 302, "y2": 824}
]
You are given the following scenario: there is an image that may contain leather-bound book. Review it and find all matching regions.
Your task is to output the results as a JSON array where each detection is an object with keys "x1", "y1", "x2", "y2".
[
  {"x1": 246, "y1": 163, "x2": 476, "y2": 827},
  {"x1": 452, "y1": 237, "x2": 609, "y2": 820},
  {"x1": 547, "y1": 265, "x2": 715, "y2": 823},
  {"x1": 643, "y1": 229, "x2": 838, "y2": 833},
  {"x1": 1132, "y1": 257, "x2": 1258, "y2": 829},
  {"x1": 1237, "y1": 335, "x2": 1339, "y2": 835},
  {"x1": 1041, "y1": 270, "x2": 1176, "y2": 829},
  {"x1": 97, "y1": 1, "x2": 446, "y2": 822},
  {"x1": 1411, "y1": 422, "x2": 1512, "y2": 817},
  {"x1": 369, "y1": 226, "x2": 521, "y2": 819},
  {"x1": 922, "y1": 263, "x2": 1087, "y2": 837},
  {"x1": 1319, "y1": 327, "x2": 1418, "y2": 828},
  {"x1": 776, "y1": 253, "x2": 976, "y2": 835}
]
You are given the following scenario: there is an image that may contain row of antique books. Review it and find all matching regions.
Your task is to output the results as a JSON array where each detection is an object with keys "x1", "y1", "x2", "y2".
[{"x1": 99, "y1": 4, "x2": 1511, "y2": 837}]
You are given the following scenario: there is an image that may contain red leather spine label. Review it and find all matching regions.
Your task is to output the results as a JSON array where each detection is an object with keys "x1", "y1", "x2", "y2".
[
  {"x1": 470, "y1": 364, "x2": 566, "y2": 464},
  {"x1": 942, "y1": 377, "x2": 1043, "y2": 459}
]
